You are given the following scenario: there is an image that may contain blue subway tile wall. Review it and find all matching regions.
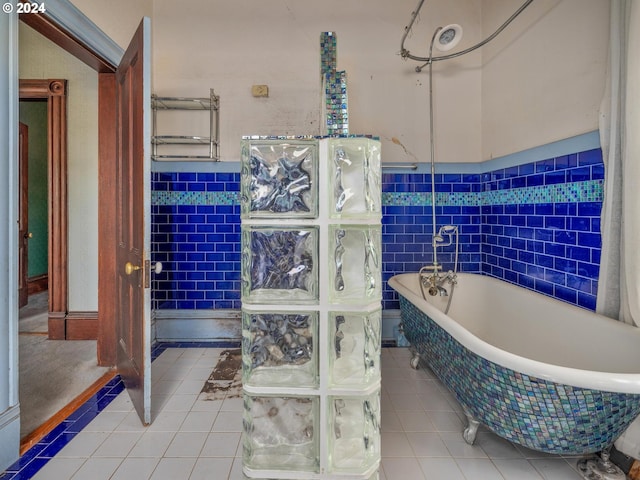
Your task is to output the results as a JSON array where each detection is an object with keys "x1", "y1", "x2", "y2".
[
  {"x1": 152, "y1": 172, "x2": 241, "y2": 310},
  {"x1": 480, "y1": 148, "x2": 603, "y2": 311},
  {"x1": 151, "y1": 147, "x2": 604, "y2": 314},
  {"x1": 381, "y1": 173, "x2": 483, "y2": 310}
]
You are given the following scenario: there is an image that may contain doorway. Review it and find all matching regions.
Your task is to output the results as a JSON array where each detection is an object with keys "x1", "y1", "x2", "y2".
[
  {"x1": 14, "y1": 8, "x2": 153, "y2": 453},
  {"x1": 0, "y1": 4, "x2": 156, "y2": 471},
  {"x1": 17, "y1": 76, "x2": 71, "y2": 340},
  {"x1": 16, "y1": 35, "x2": 106, "y2": 450},
  {"x1": 18, "y1": 100, "x2": 48, "y2": 309},
  {"x1": 15, "y1": 81, "x2": 110, "y2": 448}
]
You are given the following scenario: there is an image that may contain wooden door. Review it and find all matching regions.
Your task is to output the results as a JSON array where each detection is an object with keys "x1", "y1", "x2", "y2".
[
  {"x1": 18, "y1": 122, "x2": 29, "y2": 308},
  {"x1": 115, "y1": 18, "x2": 152, "y2": 425}
]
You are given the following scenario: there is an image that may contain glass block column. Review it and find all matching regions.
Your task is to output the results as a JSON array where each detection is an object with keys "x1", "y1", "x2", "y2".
[{"x1": 240, "y1": 136, "x2": 381, "y2": 480}]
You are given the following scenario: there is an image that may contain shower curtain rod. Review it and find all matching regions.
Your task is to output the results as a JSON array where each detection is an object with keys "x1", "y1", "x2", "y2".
[{"x1": 400, "y1": 0, "x2": 535, "y2": 65}]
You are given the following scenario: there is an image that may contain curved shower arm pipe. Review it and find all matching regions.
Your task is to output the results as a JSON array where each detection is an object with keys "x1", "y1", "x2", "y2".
[{"x1": 400, "y1": 0, "x2": 535, "y2": 69}]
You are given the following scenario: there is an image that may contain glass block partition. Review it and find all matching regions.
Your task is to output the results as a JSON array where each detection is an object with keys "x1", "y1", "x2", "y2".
[{"x1": 240, "y1": 137, "x2": 382, "y2": 479}]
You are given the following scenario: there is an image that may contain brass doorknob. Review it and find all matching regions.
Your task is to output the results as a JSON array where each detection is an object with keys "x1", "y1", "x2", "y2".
[
  {"x1": 24, "y1": 232, "x2": 33, "y2": 239},
  {"x1": 124, "y1": 261, "x2": 142, "y2": 275}
]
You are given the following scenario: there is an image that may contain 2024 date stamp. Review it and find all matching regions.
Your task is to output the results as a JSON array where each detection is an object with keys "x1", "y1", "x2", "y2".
[{"x1": 3, "y1": 2, "x2": 46, "y2": 13}]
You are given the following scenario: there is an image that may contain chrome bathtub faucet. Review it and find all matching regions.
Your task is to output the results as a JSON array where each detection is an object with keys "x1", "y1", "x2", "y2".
[
  {"x1": 419, "y1": 265, "x2": 457, "y2": 297},
  {"x1": 419, "y1": 264, "x2": 446, "y2": 297}
]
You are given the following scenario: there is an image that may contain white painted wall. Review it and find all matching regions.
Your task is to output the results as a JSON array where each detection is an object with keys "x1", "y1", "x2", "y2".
[
  {"x1": 72, "y1": 0, "x2": 482, "y2": 166},
  {"x1": 150, "y1": 0, "x2": 482, "y2": 165},
  {"x1": 71, "y1": 0, "x2": 608, "y2": 166},
  {"x1": 481, "y1": 0, "x2": 610, "y2": 160},
  {"x1": 70, "y1": 0, "x2": 152, "y2": 51},
  {"x1": 19, "y1": 23, "x2": 99, "y2": 311}
]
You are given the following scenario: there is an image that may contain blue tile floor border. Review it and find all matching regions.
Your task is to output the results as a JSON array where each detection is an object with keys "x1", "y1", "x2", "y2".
[{"x1": 1, "y1": 341, "x2": 241, "y2": 480}]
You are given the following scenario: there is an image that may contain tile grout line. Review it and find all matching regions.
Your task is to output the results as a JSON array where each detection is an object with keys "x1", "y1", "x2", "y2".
[{"x1": 2, "y1": 341, "x2": 240, "y2": 480}]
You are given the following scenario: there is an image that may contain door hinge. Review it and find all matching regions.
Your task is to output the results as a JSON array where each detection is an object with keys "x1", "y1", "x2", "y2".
[{"x1": 144, "y1": 259, "x2": 151, "y2": 288}]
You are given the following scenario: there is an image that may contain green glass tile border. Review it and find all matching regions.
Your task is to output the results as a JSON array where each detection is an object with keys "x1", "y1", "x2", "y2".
[
  {"x1": 382, "y1": 180, "x2": 603, "y2": 207},
  {"x1": 483, "y1": 180, "x2": 604, "y2": 206},
  {"x1": 382, "y1": 192, "x2": 483, "y2": 207},
  {"x1": 152, "y1": 180, "x2": 603, "y2": 207},
  {"x1": 152, "y1": 191, "x2": 238, "y2": 206}
]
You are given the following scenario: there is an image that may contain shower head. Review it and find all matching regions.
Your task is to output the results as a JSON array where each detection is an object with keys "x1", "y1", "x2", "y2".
[
  {"x1": 434, "y1": 24, "x2": 463, "y2": 52},
  {"x1": 439, "y1": 225, "x2": 458, "y2": 234}
]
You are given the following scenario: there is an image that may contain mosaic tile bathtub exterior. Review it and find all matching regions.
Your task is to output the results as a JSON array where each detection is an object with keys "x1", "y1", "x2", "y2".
[
  {"x1": 399, "y1": 295, "x2": 640, "y2": 455},
  {"x1": 151, "y1": 147, "x2": 603, "y2": 313}
]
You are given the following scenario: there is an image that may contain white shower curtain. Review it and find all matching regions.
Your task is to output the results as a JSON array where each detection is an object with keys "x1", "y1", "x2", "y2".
[
  {"x1": 602, "y1": 3, "x2": 640, "y2": 458},
  {"x1": 597, "y1": 0, "x2": 640, "y2": 327}
]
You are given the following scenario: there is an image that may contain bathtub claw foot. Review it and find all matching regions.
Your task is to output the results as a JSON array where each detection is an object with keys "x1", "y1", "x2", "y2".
[
  {"x1": 410, "y1": 353, "x2": 420, "y2": 369},
  {"x1": 577, "y1": 450, "x2": 627, "y2": 480},
  {"x1": 462, "y1": 410, "x2": 480, "y2": 445}
]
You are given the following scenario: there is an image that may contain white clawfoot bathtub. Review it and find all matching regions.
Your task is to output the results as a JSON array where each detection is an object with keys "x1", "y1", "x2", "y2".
[{"x1": 388, "y1": 272, "x2": 640, "y2": 455}]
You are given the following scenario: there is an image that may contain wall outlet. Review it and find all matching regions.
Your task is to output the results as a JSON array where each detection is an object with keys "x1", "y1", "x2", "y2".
[{"x1": 251, "y1": 85, "x2": 269, "y2": 97}]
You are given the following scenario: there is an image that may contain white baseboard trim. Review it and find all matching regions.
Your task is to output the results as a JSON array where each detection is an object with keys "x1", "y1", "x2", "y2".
[
  {"x1": 383, "y1": 309, "x2": 402, "y2": 342},
  {"x1": 154, "y1": 309, "x2": 241, "y2": 342},
  {"x1": 152, "y1": 308, "x2": 403, "y2": 343},
  {"x1": 0, "y1": 404, "x2": 20, "y2": 472}
]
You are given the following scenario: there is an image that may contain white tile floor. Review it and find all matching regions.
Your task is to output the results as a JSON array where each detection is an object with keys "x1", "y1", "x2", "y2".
[{"x1": 31, "y1": 347, "x2": 586, "y2": 480}]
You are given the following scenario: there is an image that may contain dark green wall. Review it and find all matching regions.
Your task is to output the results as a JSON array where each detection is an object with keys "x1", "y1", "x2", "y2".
[{"x1": 19, "y1": 100, "x2": 48, "y2": 278}]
